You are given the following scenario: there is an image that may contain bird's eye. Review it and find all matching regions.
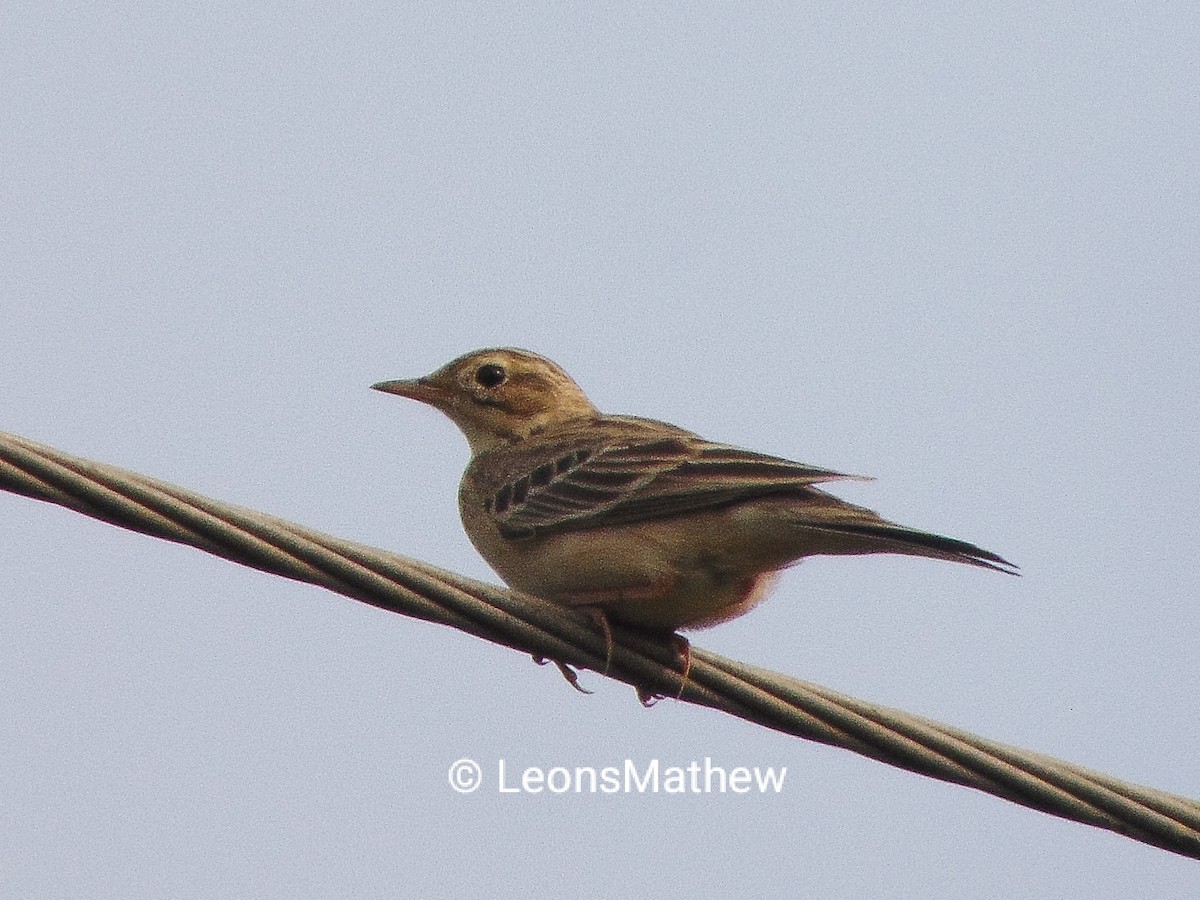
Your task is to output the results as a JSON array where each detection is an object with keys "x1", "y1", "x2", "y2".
[{"x1": 474, "y1": 363, "x2": 507, "y2": 388}]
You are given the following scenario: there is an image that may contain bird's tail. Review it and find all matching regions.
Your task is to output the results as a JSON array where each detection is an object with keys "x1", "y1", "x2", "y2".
[
  {"x1": 805, "y1": 518, "x2": 1018, "y2": 574},
  {"x1": 783, "y1": 489, "x2": 1018, "y2": 574}
]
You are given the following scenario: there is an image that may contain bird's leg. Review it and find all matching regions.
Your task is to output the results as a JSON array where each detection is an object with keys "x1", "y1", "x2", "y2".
[
  {"x1": 672, "y1": 633, "x2": 692, "y2": 700},
  {"x1": 529, "y1": 606, "x2": 614, "y2": 693},
  {"x1": 636, "y1": 632, "x2": 692, "y2": 706},
  {"x1": 560, "y1": 576, "x2": 679, "y2": 677},
  {"x1": 582, "y1": 607, "x2": 615, "y2": 675},
  {"x1": 540, "y1": 584, "x2": 691, "y2": 702},
  {"x1": 527, "y1": 607, "x2": 615, "y2": 695}
]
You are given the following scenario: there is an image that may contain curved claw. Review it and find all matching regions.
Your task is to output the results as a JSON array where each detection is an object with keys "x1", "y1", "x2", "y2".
[
  {"x1": 532, "y1": 653, "x2": 593, "y2": 694},
  {"x1": 638, "y1": 688, "x2": 662, "y2": 707}
]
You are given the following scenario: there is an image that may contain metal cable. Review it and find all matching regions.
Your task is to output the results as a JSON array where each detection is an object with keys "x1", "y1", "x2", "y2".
[{"x1": 2, "y1": 429, "x2": 1197, "y2": 859}]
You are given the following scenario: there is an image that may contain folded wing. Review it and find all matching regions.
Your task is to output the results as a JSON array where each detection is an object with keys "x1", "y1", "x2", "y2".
[{"x1": 488, "y1": 435, "x2": 865, "y2": 539}]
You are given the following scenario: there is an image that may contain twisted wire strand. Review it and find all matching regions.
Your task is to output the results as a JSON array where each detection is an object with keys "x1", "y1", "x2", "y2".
[{"x1": 2, "y1": 430, "x2": 1197, "y2": 859}]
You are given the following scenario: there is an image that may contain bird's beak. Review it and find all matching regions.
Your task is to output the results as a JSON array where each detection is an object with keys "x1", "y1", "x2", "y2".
[{"x1": 371, "y1": 377, "x2": 445, "y2": 405}]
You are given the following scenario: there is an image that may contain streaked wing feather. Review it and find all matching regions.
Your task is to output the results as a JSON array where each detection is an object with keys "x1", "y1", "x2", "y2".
[{"x1": 492, "y1": 436, "x2": 866, "y2": 538}]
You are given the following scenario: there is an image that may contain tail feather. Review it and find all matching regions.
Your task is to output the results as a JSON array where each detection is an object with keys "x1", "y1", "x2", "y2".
[{"x1": 807, "y1": 520, "x2": 1019, "y2": 575}]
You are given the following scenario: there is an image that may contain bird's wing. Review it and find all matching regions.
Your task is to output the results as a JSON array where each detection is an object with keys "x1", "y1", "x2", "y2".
[{"x1": 483, "y1": 433, "x2": 866, "y2": 539}]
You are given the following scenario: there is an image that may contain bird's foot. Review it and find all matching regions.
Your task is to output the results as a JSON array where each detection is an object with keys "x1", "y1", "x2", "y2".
[
  {"x1": 531, "y1": 655, "x2": 593, "y2": 694},
  {"x1": 581, "y1": 607, "x2": 615, "y2": 675},
  {"x1": 635, "y1": 632, "x2": 691, "y2": 706}
]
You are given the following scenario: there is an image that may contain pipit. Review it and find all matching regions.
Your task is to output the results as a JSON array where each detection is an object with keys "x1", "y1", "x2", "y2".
[{"x1": 373, "y1": 348, "x2": 1015, "y2": 696}]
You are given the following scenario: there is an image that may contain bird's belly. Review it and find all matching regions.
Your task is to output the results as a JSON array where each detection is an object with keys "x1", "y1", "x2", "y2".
[
  {"x1": 471, "y1": 511, "x2": 790, "y2": 631},
  {"x1": 601, "y1": 567, "x2": 782, "y2": 631}
]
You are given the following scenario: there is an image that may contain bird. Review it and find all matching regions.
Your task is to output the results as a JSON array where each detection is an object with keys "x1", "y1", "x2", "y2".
[{"x1": 372, "y1": 348, "x2": 1016, "y2": 654}]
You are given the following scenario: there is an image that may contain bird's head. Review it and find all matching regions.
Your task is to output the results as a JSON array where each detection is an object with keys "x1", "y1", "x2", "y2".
[{"x1": 372, "y1": 348, "x2": 599, "y2": 453}]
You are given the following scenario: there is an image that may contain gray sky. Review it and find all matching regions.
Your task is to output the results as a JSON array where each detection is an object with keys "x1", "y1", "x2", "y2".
[{"x1": 2, "y1": 3, "x2": 1198, "y2": 897}]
